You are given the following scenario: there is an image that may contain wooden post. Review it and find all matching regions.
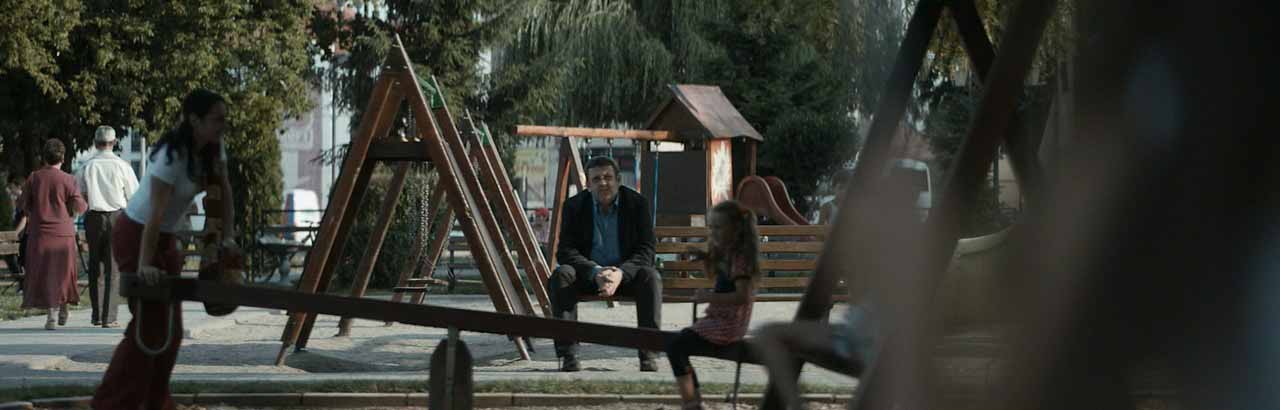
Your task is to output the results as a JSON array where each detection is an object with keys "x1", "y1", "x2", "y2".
[
  {"x1": 469, "y1": 119, "x2": 554, "y2": 315},
  {"x1": 396, "y1": 55, "x2": 532, "y2": 358},
  {"x1": 545, "y1": 138, "x2": 586, "y2": 268},
  {"x1": 276, "y1": 74, "x2": 403, "y2": 365},
  {"x1": 336, "y1": 162, "x2": 411, "y2": 336},
  {"x1": 950, "y1": 0, "x2": 1045, "y2": 204},
  {"x1": 427, "y1": 77, "x2": 538, "y2": 321},
  {"x1": 792, "y1": 0, "x2": 947, "y2": 322},
  {"x1": 280, "y1": 35, "x2": 541, "y2": 362},
  {"x1": 855, "y1": 0, "x2": 1059, "y2": 408},
  {"x1": 761, "y1": 0, "x2": 947, "y2": 407}
]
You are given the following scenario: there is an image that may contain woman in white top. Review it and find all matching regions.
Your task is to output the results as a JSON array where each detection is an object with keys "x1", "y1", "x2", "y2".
[{"x1": 93, "y1": 88, "x2": 236, "y2": 410}]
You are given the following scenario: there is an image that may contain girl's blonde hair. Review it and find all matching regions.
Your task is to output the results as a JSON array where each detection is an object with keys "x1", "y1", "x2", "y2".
[{"x1": 707, "y1": 200, "x2": 761, "y2": 279}]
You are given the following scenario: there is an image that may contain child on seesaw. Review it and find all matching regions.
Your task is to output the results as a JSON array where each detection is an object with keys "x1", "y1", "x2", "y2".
[{"x1": 665, "y1": 200, "x2": 762, "y2": 410}]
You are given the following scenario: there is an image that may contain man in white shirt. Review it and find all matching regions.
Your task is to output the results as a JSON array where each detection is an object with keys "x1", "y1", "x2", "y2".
[{"x1": 76, "y1": 126, "x2": 139, "y2": 327}]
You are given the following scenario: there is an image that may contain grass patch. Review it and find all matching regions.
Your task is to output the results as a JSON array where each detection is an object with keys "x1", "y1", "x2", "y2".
[
  {"x1": 0, "y1": 379, "x2": 848, "y2": 402},
  {"x1": 0, "y1": 289, "x2": 88, "y2": 321}
]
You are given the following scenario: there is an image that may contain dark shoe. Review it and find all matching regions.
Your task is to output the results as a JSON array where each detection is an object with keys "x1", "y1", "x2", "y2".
[
  {"x1": 560, "y1": 354, "x2": 581, "y2": 372},
  {"x1": 639, "y1": 356, "x2": 658, "y2": 372}
]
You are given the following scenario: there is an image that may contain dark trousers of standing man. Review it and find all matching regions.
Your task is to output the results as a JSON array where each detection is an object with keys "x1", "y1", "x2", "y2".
[
  {"x1": 85, "y1": 210, "x2": 120, "y2": 325},
  {"x1": 548, "y1": 264, "x2": 663, "y2": 359}
]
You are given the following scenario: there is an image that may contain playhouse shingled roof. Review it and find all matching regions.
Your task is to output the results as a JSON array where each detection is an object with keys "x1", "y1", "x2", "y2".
[{"x1": 644, "y1": 84, "x2": 764, "y2": 142}]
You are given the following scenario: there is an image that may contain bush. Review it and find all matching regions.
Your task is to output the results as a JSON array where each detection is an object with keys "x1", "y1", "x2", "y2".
[
  {"x1": 331, "y1": 166, "x2": 438, "y2": 291},
  {"x1": 225, "y1": 93, "x2": 286, "y2": 249},
  {"x1": 0, "y1": 182, "x2": 11, "y2": 230},
  {"x1": 758, "y1": 109, "x2": 859, "y2": 215}
]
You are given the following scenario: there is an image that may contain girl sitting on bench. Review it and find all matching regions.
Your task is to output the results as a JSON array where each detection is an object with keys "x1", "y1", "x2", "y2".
[{"x1": 666, "y1": 200, "x2": 761, "y2": 410}]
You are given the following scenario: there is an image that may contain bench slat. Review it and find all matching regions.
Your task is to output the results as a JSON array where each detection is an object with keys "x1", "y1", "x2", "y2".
[
  {"x1": 653, "y1": 226, "x2": 708, "y2": 237},
  {"x1": 664, "y1": 276, "x2": 814, "y2": 289},
  {"x1": 656, "y1": 225, "x2": 828, "y2": 237},
  {"x1": 586, "y1": 293, "x2": 848, "y2": 303},
  {"x1": 655, "y1": 242, "x2": 824, "y2": 254},
  {"x1": 756, "y1": 225, "x2": 828, "y2": 237},
  {"x1": 0, "y1": 231, "x2": 18, "y2": 242},
  {"x1": 406, "y1": 278, "x2": 450, "y2": 286},
  {"x1": 662, "y1": 259, "x2": 816, "y2": 272},
  {"x1": 0, "y1": 243, "x2": 18, "y2": 255}
]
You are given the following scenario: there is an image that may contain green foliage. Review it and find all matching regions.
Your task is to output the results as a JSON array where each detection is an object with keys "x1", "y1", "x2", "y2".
[
  {"x1": 487, "y1": 0, "x2": 859, "y2": 214},
  {"x1": 0, "y1": 1, "x2": 83, "y2": 173},
  {"x1": 312, "y1": 2, "x2": 505, "y2": 291},
  {"x1": 917, "y1": 2, "x2": 1075, "y2": 236},
  {"x1": 920, "y1": 0, "x2": 1075, "y2": 106},
  {"x1": 833, "y1": 0, "x2": 908, "y2": 115},
  {"x1": 226, "y1": 93, "x2": 287, "y2": 245},
  {"x1": 0, "y1": 1, "x2": 315, "y2": 248},
  {"x1": 332, "y1": 166, "x2": 437, "y2": 291},
  {"x1": 0, "y1": 1, "x2": 81, "y2": 99},
  {"x1": 0, "y1": 186, "x2": 11, "y2": 230},
  {"x1": 921, "y1": 84, "x2": 1016, "y2": 236},
  {"x1": 313, "y1": 1, "x2": 495, "y2": 137},
  {"x1": 761, "y1": 111, "x2": 860, "y2": 212}
]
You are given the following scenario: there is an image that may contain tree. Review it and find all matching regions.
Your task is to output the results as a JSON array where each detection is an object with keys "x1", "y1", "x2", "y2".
[
  {"x1": 486, "y1": 0, "x2": 860, "y2": 213},
  {"x1": 0, "y1": 187, "x2": 12, "y2": 230},
  {"x1": 0, "y1": 2, "x2": 83, "y2": 173},
  {"x1": 762, "y1": 110, "x2": 860, "y2": 211},
  {"x1": 311, "y1": 1, "x2": 500, "y2": 288},
  {"x1": 0, "y1": 1, "x2": 315, "y2": 246},
  {"x1": 917, "y1": 1, "x2": 1073, "y2": 235},
  {"x1": 312, "y1": 1, "x2": 498, "y2": 136},
  {"x1": 330, "y1": 165, "x2": 437, "y2": 290}
]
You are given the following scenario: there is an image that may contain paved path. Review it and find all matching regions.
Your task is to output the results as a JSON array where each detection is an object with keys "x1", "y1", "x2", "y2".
[{"x1": 0, "y1": 293, "x2": 856, "y2": 392}]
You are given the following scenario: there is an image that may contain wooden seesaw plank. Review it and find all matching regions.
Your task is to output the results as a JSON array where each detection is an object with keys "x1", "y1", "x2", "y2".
[{"x1": 121, "y1": 278, "x2": 755, "y2": 359}]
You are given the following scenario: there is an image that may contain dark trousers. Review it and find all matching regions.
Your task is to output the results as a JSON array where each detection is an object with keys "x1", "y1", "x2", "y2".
[
  {"x1": 85, "y1": 210, "x2": 121, "y2": 323},
  {"x1": 666, "y1": 328, "x2": 729, "y2": 385},
  {"x1": 548, "y1": 264, "x2": 662, "y2": 358}
]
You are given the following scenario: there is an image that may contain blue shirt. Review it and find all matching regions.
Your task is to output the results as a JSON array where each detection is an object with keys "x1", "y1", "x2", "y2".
[{"x1": 589, "y1": 191, "x2": 622, "y2": 282}]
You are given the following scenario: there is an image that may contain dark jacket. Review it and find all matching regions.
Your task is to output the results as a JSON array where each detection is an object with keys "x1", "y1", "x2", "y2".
[{"x1": 556, "y1": 186, "x2": 655, "y2": 279}]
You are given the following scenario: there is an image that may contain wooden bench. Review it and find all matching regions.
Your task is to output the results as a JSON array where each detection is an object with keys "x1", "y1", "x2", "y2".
[
  {"x1": 0, "y1": 230, "x2": 23, "y2": 294},
  {"x1": 582, "y1": 225, "x2": 844, "y2": 310},
  {"x1": 653, "y1": 224, "x2": 840, "y2": 303},
  {"x1": 423, "y1": 225, "x2": 841, "y2": 308},
  {"x1": 251, "y1": 225, "x2": 318, "y2": 282},
  {"x1": 1, "y1": 230, "x2": 91, "y2": 295}
]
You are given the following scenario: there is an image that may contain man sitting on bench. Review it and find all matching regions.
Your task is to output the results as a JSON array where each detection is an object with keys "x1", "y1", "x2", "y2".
[{"x1": 550, "y1": 156, "x2": 661, "y2": 372}]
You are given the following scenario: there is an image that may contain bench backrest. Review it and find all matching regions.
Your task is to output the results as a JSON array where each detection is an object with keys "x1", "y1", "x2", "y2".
[
  {"x1": 0, "y1": 230, "x2": 88, "y2": 256},
  {"x1": 655, "y1": 225, "x2": 832, "y2": 298},
  {"x1": 0, "y1": 231, "x2": 19, "y2": 256}
]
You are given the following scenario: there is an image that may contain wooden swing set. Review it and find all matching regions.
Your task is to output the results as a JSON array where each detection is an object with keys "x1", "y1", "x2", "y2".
[{"x1": 126, "y1": 0, "x2": 1196, "y2": 406}]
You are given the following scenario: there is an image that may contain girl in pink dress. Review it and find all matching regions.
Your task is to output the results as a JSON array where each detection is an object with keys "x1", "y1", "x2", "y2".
[{"x1": 665, "y1": 200, "x2": 761, "y2": 410}]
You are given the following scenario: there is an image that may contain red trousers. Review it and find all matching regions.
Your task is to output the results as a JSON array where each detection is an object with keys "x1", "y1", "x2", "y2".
[{"x1": 92, "y1": 215, "x2": 183, "y2": 410}]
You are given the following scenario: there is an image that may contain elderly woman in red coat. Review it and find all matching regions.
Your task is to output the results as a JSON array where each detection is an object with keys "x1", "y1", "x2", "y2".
[{"x1": 19, "y1": 139, "x2": 87, "y2": 330}]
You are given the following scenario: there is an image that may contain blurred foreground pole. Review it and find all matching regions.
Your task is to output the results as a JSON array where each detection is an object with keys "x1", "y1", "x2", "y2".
[{"x1": 997, "y1": 1, "x2": 1280, "y2": 410}]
